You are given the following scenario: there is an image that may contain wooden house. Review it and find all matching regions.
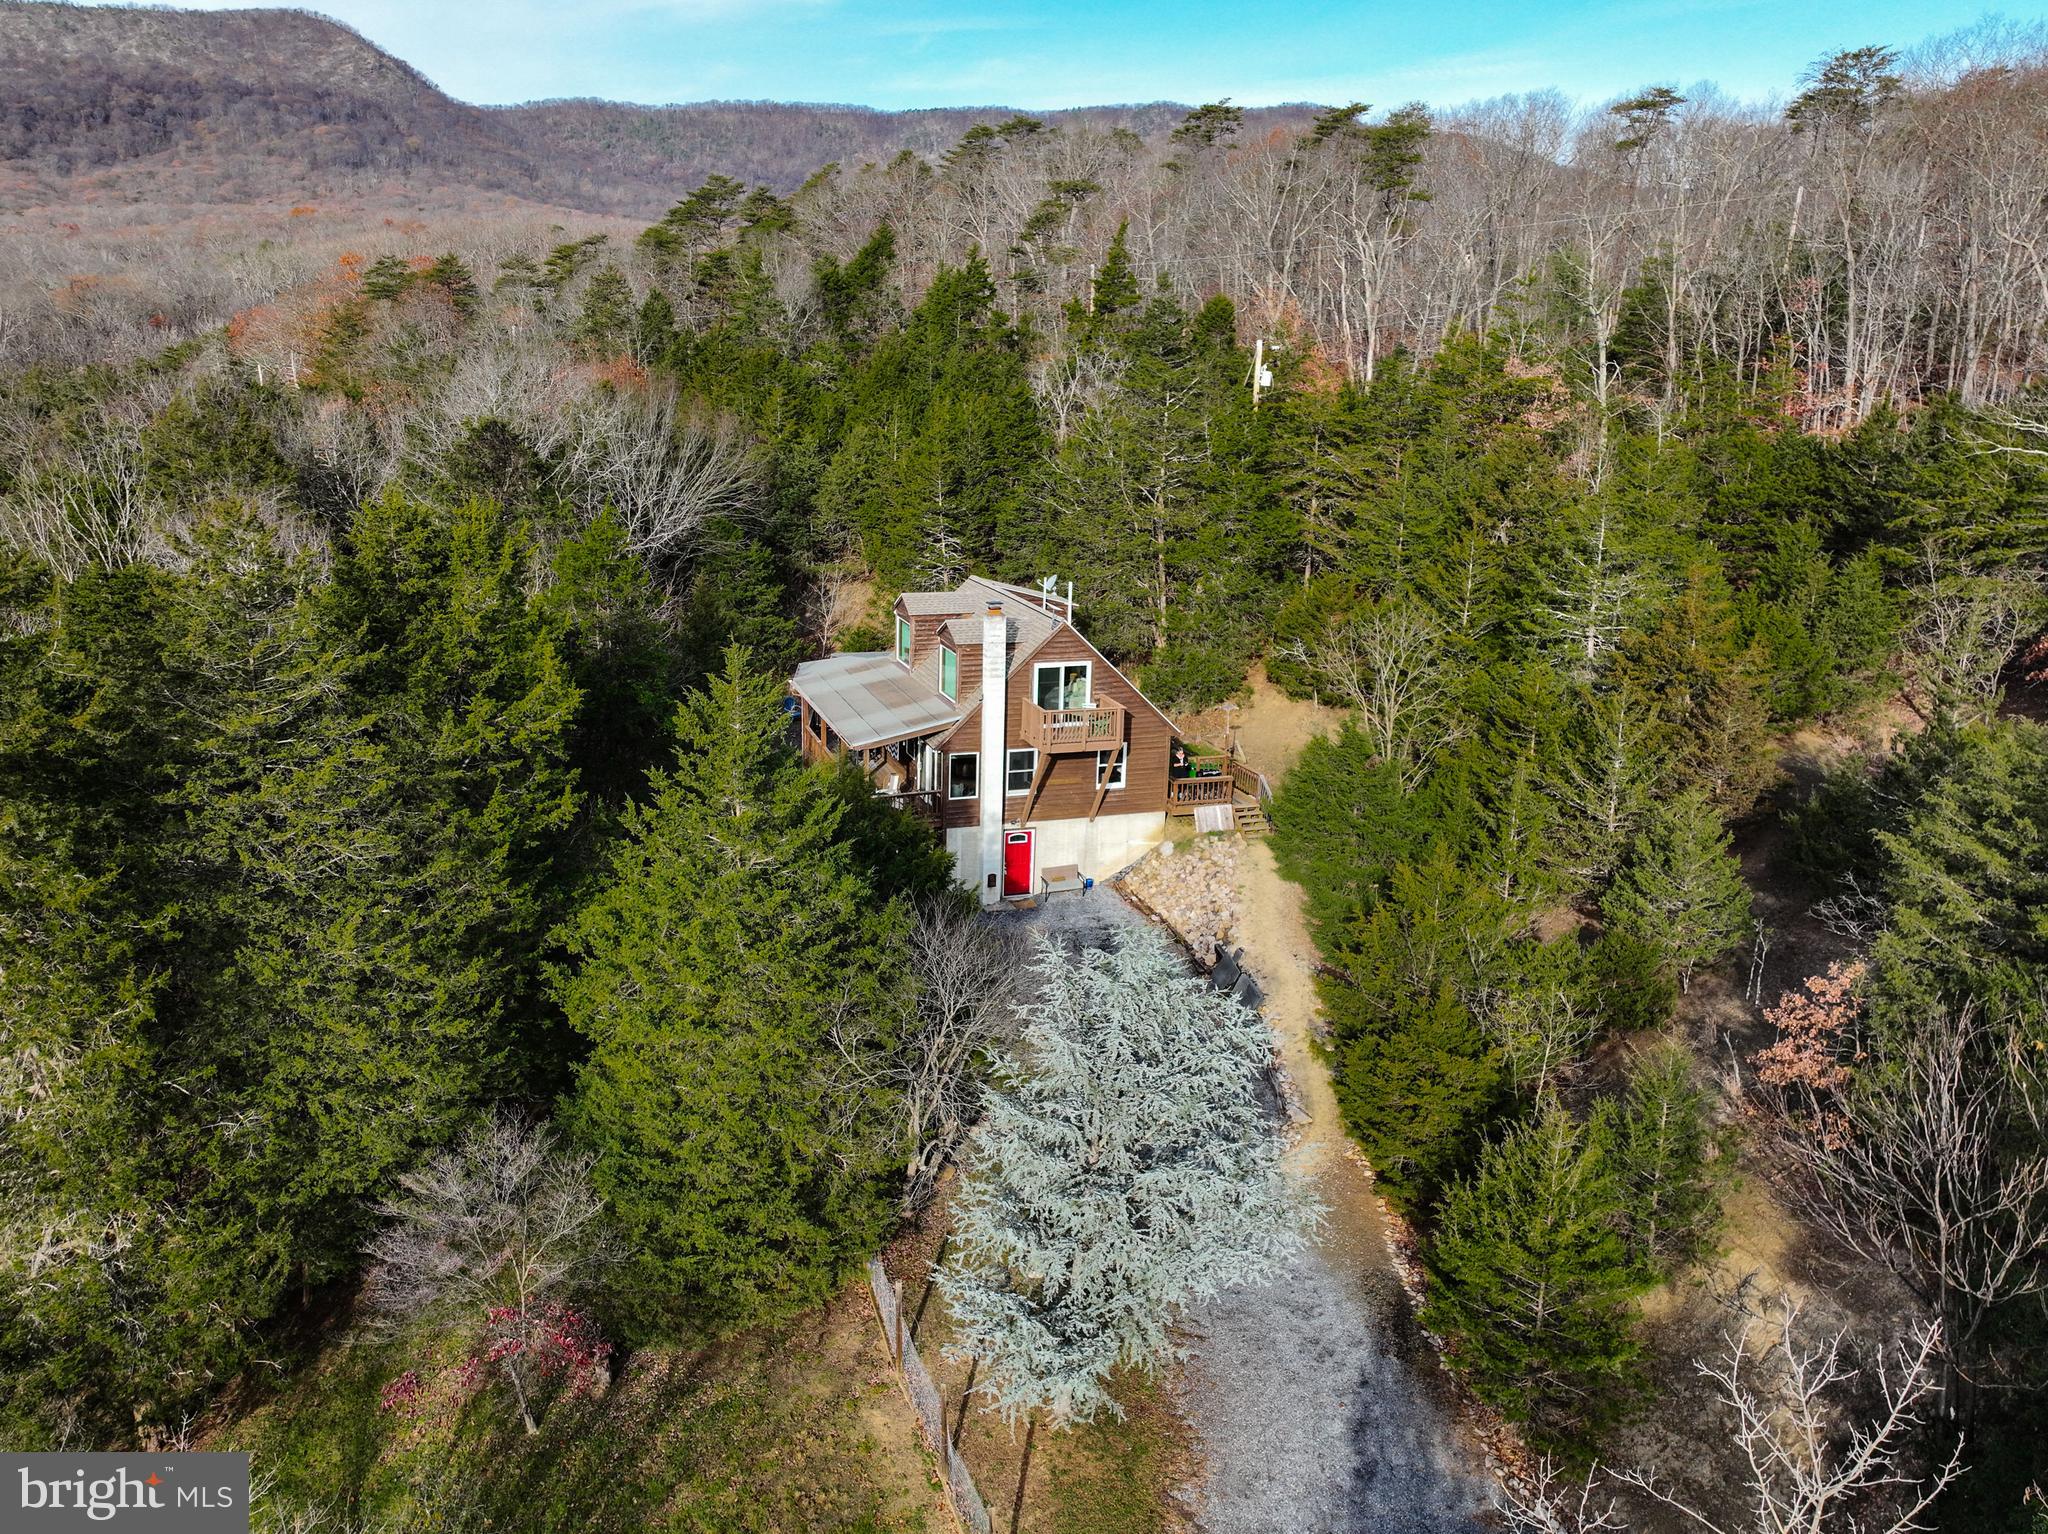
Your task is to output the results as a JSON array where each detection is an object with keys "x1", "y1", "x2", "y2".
[{"x1": 789, "y1": 576, "x2": 1246, "y2": 902}]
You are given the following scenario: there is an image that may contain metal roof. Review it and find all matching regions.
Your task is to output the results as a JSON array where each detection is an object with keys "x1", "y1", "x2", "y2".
[{"x1": 790, "y1": 651, "x2": 963, "y2": 750}]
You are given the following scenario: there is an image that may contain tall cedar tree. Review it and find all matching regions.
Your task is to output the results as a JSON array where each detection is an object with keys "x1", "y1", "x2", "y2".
[
  {"x1": 0, "y1": 559, "x2": 187, "y2": 1442},
  {"x1": 1422, "y1": 1103, "x2": 1651, "y2": 1448},
  {"x1": 1318, "y1": 852, "x2": 1518, "y2": 1210},
  {"x1": 1603, "y1": 788, "x2": 1752, "y2": 992},
  {"x1": 556, "y1": 652, "x2": 909, "y2": 1334},
  {"x1": 162, "y1": 513, "x2": 531, "y2": 1293}
]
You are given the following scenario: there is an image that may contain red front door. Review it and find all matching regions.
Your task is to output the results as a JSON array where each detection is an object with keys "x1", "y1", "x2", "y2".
[{"x1": 1003, "y1": 830, "x2": 1034, "y2": 897}]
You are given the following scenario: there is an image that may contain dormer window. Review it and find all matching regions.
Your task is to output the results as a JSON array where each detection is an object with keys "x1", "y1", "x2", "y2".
[
  {"x1": 895, "y1": 615, "x2": 913, "y2": 665},
  {"x1": 940, "y1": 646, "x2": 959, "y2": 700}
]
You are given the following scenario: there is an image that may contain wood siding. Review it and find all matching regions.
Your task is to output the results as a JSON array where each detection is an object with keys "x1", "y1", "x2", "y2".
[
  {"x1": 895, "y1": 600, "x2": 973, "y2": 670},
  {"x1": 938, "y1": 626, "x2": 1172, "y2": 830}
]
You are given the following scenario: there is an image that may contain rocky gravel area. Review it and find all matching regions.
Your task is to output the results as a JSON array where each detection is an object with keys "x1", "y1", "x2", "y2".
[{"x1": 1118, "y1": 834, "x2": 1244, "y2": 964}]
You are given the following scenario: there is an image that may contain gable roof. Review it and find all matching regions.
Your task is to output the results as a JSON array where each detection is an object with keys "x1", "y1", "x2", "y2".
[{"x1": 804, "y1": 575, "x2": 1173, "y2": 751}]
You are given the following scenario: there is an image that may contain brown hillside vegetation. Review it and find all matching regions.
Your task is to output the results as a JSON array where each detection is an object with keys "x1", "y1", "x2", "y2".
[{"x1": 0, "y1": 1, "x2": 1315, "y2": 215}]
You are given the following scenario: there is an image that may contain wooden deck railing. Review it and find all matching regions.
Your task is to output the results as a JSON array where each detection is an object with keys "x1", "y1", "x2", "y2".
[
  {"x1": 1167, "y1": 774, "x2": 1234, "y2": 806},
  {"x1": 873, "y1": 788, "x2": 943, "y2": 828},
  {"x1": 1020, "y1": 699, "x2": 1126, "y2": 751}
]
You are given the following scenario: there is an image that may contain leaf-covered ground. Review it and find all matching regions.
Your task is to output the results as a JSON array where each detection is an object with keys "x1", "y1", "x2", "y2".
[{"x1": 221, "y1": 1286, "x2": 947, "y2": 1534}]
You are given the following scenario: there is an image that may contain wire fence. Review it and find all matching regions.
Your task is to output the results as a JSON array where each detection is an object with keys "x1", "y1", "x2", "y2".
[{"x1": 868, "y1": 1257, "x2": 993, "y2": 1534}]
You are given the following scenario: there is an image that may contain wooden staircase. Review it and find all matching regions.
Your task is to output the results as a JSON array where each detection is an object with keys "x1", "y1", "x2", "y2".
[{"x1": 1233, "y1": 799, "x2": 1269, "y2": 835}]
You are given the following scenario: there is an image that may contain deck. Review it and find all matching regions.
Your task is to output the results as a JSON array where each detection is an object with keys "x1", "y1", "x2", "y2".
[{"x1": 1020, "y1": 699, "x2": 1127, "y2": 751}]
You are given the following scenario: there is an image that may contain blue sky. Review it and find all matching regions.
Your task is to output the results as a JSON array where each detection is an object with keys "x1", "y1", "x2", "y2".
[{"x1": 167, "y1": 0, "x2": 2013, "y2": 109}]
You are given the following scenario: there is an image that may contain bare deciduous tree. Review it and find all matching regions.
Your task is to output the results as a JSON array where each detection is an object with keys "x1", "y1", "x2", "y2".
[
  {"x1": 556, "y1": 385, "x2": 759, "y2": 558},
  {"x1": 1903, "y1": 547, "x2": 2042, "y2": 723},
  {"x1": 364, "y1": 1112, "x2": 619, "y2": 1434},
  {"x1": 1766, "y1": 1002, "x2": 2048, "y2": 1384},
  {"x1": 0, "y1": 404, "x2": 163, "y2": 578},
  {"x1": 1495, "y1": 1456, "x2": 1625, "y2": 1534},
  {"x1": 1277, "y1": 598, "x2": 1460, "y2": 786},
  {"x1": 1614, "y1": 1302, "x2": 1965, "y2": 1534},
  {"x1": 884, "y1": 901, "x2": 1024, "y2": 1212}
]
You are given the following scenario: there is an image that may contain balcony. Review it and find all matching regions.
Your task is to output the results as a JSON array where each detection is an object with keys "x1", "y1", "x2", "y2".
[
  {"x1": 873, "y1": 788, "x2": 943, "y2": 830},
  {"x1": 1020, "y1": 699, "x2": 1126, "y2": 752}
]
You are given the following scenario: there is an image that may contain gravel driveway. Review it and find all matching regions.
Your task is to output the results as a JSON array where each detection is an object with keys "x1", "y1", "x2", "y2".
[{"x1": 996, "y1": 868, "x2": 1494, "y2": 1533}]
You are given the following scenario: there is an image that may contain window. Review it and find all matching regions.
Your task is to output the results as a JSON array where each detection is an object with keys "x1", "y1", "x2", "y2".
[
  {"x1": 1095, "y1": 745, "x2": 1126, "y2": 790},
  {"x1": 940, "y1": 646, "x2": 958, "y2": 700},
  {"x1": 1033, "y1": 660, "x2": 1092, "y2": 710},
  {"x1": 1006, "y1": 748, "x2": 1037, "y2": 793},
  {"x1": 895, "y1": 615, "x2": 913, "y2": 664},
  {"x1": 948, "y1": 752, "x2": 979, "y2": 800}
]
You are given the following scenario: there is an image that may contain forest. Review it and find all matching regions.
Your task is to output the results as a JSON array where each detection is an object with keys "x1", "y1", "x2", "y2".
[{"x1": 3, "y1": 17, "x2": 2048, "y2": 1534}]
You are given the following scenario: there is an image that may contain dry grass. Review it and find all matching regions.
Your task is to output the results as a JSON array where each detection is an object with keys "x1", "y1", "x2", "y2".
[
  {"x1": 216, "y1": 1283, "x2": 951, "y2": 1534},
  {"x1": 881, "y1": 1190, "x2": 1200, "y2": 1534}
]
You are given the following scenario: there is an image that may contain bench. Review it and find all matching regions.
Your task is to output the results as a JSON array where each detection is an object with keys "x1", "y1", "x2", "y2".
[{"x1": 1041, "y1": 862, "x2": 1085, "y2": 895}]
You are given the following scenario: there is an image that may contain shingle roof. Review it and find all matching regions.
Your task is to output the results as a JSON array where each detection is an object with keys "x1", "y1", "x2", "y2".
[
  {"x1": 790, "y1": 651, "x2": 963, "y2": 750},
  {"x1": 898, "y1": 590, "x2": 977, "y2": 617},
  {"x1": 938, "y1": 606, "x2": 1056, "y2": 654}
]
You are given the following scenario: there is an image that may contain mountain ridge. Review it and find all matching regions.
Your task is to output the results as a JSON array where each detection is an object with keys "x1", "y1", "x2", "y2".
[{"x1": 0, "y1": 1, "x2": 1318, "y2": 217}]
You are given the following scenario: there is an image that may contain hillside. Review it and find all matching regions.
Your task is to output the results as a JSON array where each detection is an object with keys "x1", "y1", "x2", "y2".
[{"x1": 0, "y1": 1, "x2": 1313, "y2": 216}]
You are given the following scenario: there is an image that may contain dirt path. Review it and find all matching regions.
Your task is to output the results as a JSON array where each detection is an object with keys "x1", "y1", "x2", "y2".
[{"x1": 1172, "y1": 840, "x2": 1494, "y2": 1534}]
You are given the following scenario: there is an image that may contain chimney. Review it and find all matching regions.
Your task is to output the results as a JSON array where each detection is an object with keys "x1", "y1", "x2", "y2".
[{"x1": 978, "y1": 602, "x2": 1007, "y2": 905}]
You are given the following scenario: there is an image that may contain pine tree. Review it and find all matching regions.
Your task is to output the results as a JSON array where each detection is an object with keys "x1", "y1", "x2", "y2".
[
  {"x1": 1269, "y1": 724, "x2": 1422, "y2": 927},
  {"x1": 938, "y1": 929, "x2": 1309, "y2": 1425},
  {"x1": 1615, "y1": 1043, "x2": 1719, "y2": 1269},
  {"x1": 574, "y1": 266, "x2": 635, "y2": 356},
  {"x1": 1422, "y1": 1103, "x2": 1650, "y2": 1448},
  {"x1": 556, "y1": 652, "x2": 909, "y2": 1333},
  {"x1": 1088, "y1": 222, "x2": 1141, "y2": 318},
  {"x1": 1604, "y1": 789, "x2": 1751, "y2": 991}
]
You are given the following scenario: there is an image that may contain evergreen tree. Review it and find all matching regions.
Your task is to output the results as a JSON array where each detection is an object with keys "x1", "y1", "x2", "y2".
[
  {"x1": 632, "y1": 287, "x2": 679, "y2": 363},
  {"x1": 556, "y1": 653, "x2": 908, "y2": 1333},
  {"x1": 938, "y1": 930, "x2": 1308, "y2": 1424},
  {"x1": 0, "y1": 559, "x2": 190, "y2": 1442},
  {"x1": 1269, "y1": 724, "x2": 1422, "y2": 927},
  {"x1": 574, "y1": 267, "x2": 635, "y2": 356},
  {"x1": 1613, "y1": 566, "x2": 1774, "y2": 814},
  {"x1": 1870, "y1": 719, "x2": 2048, "y2": 1015},
  {"x1": 1604, "y1": 789, "x2": 1751, "y2": 991},
  {"x1": 1088, "y1": 221, "x2": 1141, "y2": 318},
  {"x1": 1422, "y1": 1103, "x2": 1650, "y2": 1448},
  {"x1": 160, "y1": 511, "x2": 523, "y2": 1292},
  {"x1": 1614, "y1": 1043, "x2": 1719, "y2": 1269},
  {"x1": 1328, "y1": 982, "x2": 1502, "y2": 1212}
]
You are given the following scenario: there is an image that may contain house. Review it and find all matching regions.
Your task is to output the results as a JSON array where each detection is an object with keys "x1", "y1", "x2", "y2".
[{"x1": 789, "y1": 576, "x2": 1245, "y2": 904}]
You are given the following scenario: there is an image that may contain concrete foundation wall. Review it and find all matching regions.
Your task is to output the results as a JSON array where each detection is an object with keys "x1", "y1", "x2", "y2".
[{"x1": 945, "y1": 809, "x2": 1168, "y2": 898}]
